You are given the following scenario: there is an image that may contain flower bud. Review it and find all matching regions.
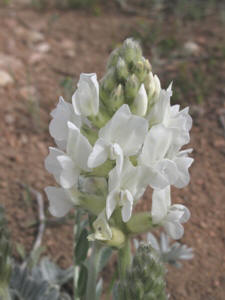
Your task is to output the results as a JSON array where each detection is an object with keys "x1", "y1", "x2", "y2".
[
  {"x1": 117, "y1": 244, "x2": 167, "y2": 299},
  {"x1": 122, "y1": 38, "x2": 142, "y2": 64},
  {"x1": 132, "y1": 83, "x2": 148, "y2": 116},
  {"x1": 134, "y1": 59, "x2": 148, "y2": 82},
  {"x1": 126, "y1": 212, "x2": 153, "y2": 235},
  {"x1": 125, "y1": 74, "x2": 139, "y2": 103},
  {"x1": 111, "y1": 84, "x2": 125, "y2": 111},
  {"x1": 105, "y1": 227, "x2": 126, "y2": 248},
  {"x1": 116, "y1": 57, "x2": 129, "y2": 81}
]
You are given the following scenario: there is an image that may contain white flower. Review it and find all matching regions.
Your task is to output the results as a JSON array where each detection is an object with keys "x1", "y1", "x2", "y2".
[
  {"x1": 106, "y1": 159, "x2": 148, "y2": 222},
  {"x1": 147, "y1": 84, "x2": 192, "y2": 146},
  {"x1": 151, "y1": 186, "x2": 190, "y2": 239},
  {"x1": 49, "y1": 97, "x2": 81, "y2": 150},
  {"x1": 88, "y1": 104, "x2": 148, "y2": 173},
  {"x1": 45, "y1": 121, "x2": 92, "y2": 189},
  {"x1": 72, "y1": 73, "x2": 99, "y2": 117},
  {"x1": 133, "y1": 83, "x2": 148, "y2": 116},
  {"x1": 87, "y1": 210, "x2": 112, "y2": 241},
  {"x1": 45, "y1": 147, "x2": 64, "y2": 184},
  {"x1": 45, "y1": 186, "x2": 73, "y2": 218},
  {"x1": 138, "y1": 124, "x2": 193, "y2": 189},
  {"x1": 148, "y1": 72, "x2": 161, "y2": 100}
]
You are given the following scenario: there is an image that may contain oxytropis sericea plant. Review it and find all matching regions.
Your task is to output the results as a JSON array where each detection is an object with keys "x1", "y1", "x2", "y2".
[{"x1": 45, "y1": 38, "x2": 193, "y2": 299}]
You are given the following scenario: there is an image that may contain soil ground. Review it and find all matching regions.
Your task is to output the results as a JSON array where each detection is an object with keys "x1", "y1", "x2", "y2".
[{"x1": 0, "y1": 2, "x2": 225, "y2": 299}]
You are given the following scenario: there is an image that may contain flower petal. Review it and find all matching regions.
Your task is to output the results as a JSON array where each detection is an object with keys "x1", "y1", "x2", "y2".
[
  {"x1": 45, "y1": 186, "x2": 73, "y2": 218},
  {"x1": 49, "y1": 97, "x2": 81, "y2": 145},
  {"x1": 133, "y1": 83, "x2": 148, "y2": 116},
  {"x1": 57, "y1": 155, "x2": 79, "y2": 189},
  {"x1": 106, "y1": 190, "x2": 118, "y2": 220},
  {"x1": 88, "y1": 138, "x2": 108, "y2": 169},
  {"x1": 151, "y1": 186, "x2": 171, "y2": 224},
  {"x1": 44, "y1": 147, "x2": 64, "y2": 184},
  {"x1": 172, "y1": 204, "x2": 190, "y2": 223},
  {"x1": 165, "y1": 221, "x2": 184, "y2": 240},
  {"x1": 67, "y1": 121, "x2": 92, "y2": 171},
  {"x1": 173, "y1": 157, "x2": 194, "y2": 188},
  {"x1": 72, "y1": 73, "x2": 99, "y2": 116},
  {"x1": 121, "y1": 190, "x2": 133, "y2": 222}
]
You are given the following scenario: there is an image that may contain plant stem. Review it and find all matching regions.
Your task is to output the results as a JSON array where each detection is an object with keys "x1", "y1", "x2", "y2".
[
  {"x1": 118, "y1": 238, "x2": 131, "y2": 281},
  {"x1": 85, "y1": 242, "x2": 101, "y2": 300},
  {"x1": 73, "y1": 209, "x2": 81, "y2": 300}
]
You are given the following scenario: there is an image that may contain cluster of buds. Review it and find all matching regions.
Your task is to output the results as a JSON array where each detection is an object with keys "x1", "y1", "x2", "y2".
[
  {"x1": 45, "y1": 38, "x2": 193, "y2": 245},
  {"x1": 117, "y1": 244, "x2": 167, "y2": 300}
]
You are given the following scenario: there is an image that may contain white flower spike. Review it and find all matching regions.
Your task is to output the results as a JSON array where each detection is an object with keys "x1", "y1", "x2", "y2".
[
  {"x1": 151, "y1": 186, "x2": 190, "y2": 239},
  {"x1": 72, "y1": 73, "x2": 99, "y2": 117}
]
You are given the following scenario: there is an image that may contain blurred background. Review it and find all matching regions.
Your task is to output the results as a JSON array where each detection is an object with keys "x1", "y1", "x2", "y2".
[{"x1": 0, "y1": 0, "x2": 224, "y2": 299}]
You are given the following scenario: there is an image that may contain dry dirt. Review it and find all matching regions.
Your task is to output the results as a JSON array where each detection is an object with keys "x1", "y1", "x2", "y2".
[{"x1": 0, "y1": 2, "x2": 225, "y2": 300}]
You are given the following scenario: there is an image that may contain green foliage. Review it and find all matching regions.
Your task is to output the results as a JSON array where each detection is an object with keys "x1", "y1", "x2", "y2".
[
  {"x1": 115, "y1": 244, "x2": 167, "y2": 300},
  {"x1": 10, "y1": 263, "x2": 72, "y2": 300},
  {"x1": 75, "y1": 228, "x2": 89, "y2": 264}
]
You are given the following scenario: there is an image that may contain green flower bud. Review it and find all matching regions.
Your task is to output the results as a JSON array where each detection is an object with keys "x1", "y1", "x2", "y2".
[
  {"x1": 122, "y1": 38, "x2": 142, "y2": 65},
  {"x1": 125, "y1": 74, "x2": 139, "y2": 103},
  {"x1": 126, "y1": 212, "x2": 153, "y2": 235},
  {"x1": 107, "y1": 47, "x2": 120, "y2": 69},
  {"x1": 116, "y1": 57, "x2": 129, "y2": 82},
  {"x1": 101, "y1": 68, "x2": 117, "y2": 93},
  {"x1": 111, "y1": 84, "x2": 125, "y2": 111},
  {"x1": 105, "y1": 227, "x2": 126, "y2": 248},
  {"x1": 117, "y1": 244, "x2": 167, "y2": 300},
  {"x1": 134, "y1": 59, "x2": 148, "y2": 82}
]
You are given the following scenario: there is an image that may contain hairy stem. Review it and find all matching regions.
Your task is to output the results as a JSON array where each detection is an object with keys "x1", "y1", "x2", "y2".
[
  {"x1": 118, "y1": 238, "x2": 132, "y2": 281},
  {"x1": 85, "y1": 242, "x2": 101, "y2": 300},
  {"x1": 73, "y1": 209, "x2": 81, "y2": 300}
]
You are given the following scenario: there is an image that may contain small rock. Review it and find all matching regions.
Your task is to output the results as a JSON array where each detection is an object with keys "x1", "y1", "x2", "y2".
[
  {"x1": 61, "y1": 39, "x2": 74, "y2": 50},
  {"x1": 5, "y1": 114, "x2": 15, "y2": 125},
  {"x1": 15, "y1": 27, "x2": 45, "y2": 45},
  {"x1": 27, "y1": 31, "x2": 45, "y2": 44},
  {"x1": 183, "y1": 41, "x2": 200, "y2": 56},
  {"x1": 20, "y1": 134, "x2": 28, "y2": 145},
  {"x1": 0, "y1": 70, "x2": 14, "y2": 87},
  {"x1": 200, "y1": 221, "x2": 207, "y2": 229},
  {"x1": 64, "y1": 49, "x2": 76, "y2": 58},
  {"x1": 0, "y1": 54, "x2": 23, "y2": 72},
  {"x1": 29, "y1": 52, "x2": 45, "y2": 65},
  {"x1": 35, "y1": 42, "x2": 51, "y2": 53},
  {"x1": 19, "y1": 86, "x2": 37, "y2": 101}
]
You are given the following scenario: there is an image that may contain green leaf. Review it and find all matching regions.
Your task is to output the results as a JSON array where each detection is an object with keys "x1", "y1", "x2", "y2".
[
  {"x1": 96, "y1": 278, "x2": 103, "y2": 300},
  {"x1": 77, "y1": 264, "x2": 88, "y2": 297},
  {"x1": 15, "y1": 243, "x2": 26, "y2": 260},
  {"x1": 97, "y1": 247, "x2": 112, "y2": 273},
  {"x1": 75, "y1": 229, "x2": 89, "y2": 264}
]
